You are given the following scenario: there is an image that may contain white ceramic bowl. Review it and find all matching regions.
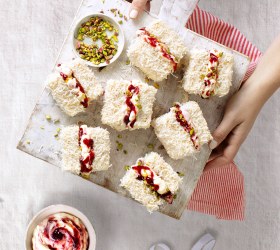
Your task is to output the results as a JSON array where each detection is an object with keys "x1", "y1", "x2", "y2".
[
  {"x1": 72, "y1": 13, "x2": 125, "y2": 68},
  {"x1": 25, "y1": 204, "x2": 96, "y2": 250}
]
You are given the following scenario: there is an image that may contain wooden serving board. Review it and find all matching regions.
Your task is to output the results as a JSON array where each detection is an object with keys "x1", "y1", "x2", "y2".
[{"x1": 17, "y1": 0, "x2": 250, "y2": 219}]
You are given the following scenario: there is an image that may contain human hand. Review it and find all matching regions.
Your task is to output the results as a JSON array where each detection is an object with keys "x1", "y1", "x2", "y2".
[
  {"x1": 205, "y1": 83, "x2": 260, "y2": 170},
  {"x1": 129, "y1": 0, "x2": 151, "y2": 19},
  {"x1": 206, "y1": 34, "x2": 280, "y2": 170}
]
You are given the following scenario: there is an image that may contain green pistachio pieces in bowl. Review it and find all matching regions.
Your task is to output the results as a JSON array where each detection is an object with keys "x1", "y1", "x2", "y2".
[{"x1": 72, "y1": 14, "x2": 125, "y2": 67}]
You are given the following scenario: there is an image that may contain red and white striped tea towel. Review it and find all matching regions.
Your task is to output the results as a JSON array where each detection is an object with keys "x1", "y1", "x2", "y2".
[{"x1": 186, "y1": 6, "x2": 262, "y2": 220}]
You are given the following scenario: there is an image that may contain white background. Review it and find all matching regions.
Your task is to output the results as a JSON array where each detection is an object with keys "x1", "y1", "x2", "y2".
[{"x1": 1, "y1": 0, "x2": 280, "y2": 249}]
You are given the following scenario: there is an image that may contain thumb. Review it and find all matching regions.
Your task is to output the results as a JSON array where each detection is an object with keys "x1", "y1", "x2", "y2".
[
  {"x1": 129, "y1": 0, "x2": 149, "y2": 19},
  {"x1": 209, "y1": 115, "x2": 237, "y2": 149}
]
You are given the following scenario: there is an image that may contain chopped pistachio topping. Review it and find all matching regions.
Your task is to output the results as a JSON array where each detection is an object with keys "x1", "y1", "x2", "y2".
[
  {"x1": 144, "y1": 77, "x2": 150, "y2": 83},
  {"x1": 75, "y1": 16, "x2": 119, "y2": 65}
]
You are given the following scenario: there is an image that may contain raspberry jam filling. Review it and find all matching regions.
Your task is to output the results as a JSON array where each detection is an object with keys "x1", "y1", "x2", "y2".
[
  {"x1": 58, "y1": 64, "x2": 89, "y2": 108},
  {"x1": 79, "y1": 125, "x2": 95, "y2": 175},
  {"x1": 137, "y1": 28, "x2": 178, "y2": 71},
  {"x1": 123, "y1": 84, "x2": 140, "y2": 128},
  {"x1": 174, "y1": 103, "x2": 200, "y2": 150},
  {"x1": 32, "y1": 213, "x2": 89, "y2": 250},
  {"x1": 132, "y1": 164, "x2": 174, "y2": 204},
  {"x1": 201, "y1": 50, "x2": 223, "y2": 98}
]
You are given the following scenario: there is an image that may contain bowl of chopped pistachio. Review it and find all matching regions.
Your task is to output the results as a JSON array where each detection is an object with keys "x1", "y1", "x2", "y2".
[{"x1": 72, "y1": 13, "x2": 125, "y2": 67}]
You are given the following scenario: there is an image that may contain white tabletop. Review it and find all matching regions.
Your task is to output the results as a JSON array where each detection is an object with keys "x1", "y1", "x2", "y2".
[{"x1": 1, "y1": 0, "x2": 280, "y2": 249}]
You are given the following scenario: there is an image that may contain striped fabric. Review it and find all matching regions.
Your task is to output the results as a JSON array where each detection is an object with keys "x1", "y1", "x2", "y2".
[
  {"x1": 186, "y1": 6, "x2": 262, "y2": 220},
  {"x1": 186, "y1": 6, "x2": 262, "y2": 82}
]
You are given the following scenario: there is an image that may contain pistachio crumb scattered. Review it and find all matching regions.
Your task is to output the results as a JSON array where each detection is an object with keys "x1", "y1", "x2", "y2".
[
  {"x1": 125, "y1": 59, "x2": 130, "y2": 65},
  {"x1": 56, "y1": 128, "x2": 61, "y2": 133},
  {"x1": 124, "y1": 165, "x2": 130, "y2": 171},
  {"x1": 53, "y1": 119, "x2": 60, "y2": 124},
  {"x1": 116, "y1": 140, "x2": 123, "y2": 151},
  {"x1": 26, "y1": 140, "x2": 31, "y2": 145},
  {"x1": 118, "y1": 20, "x2": 123, "y2": 25},
  {"x1": 117, "y1": 134, "x2": 122, "y2": 139},
  {"x1": 45, "y1": 115, "x2": 52, "y2": 121},
  {"x1": 153, "y1": 83, "x2": 160, "y2": 89},
  {"x1": 40, "y1": 126, "x2": 44, "y2": 130},
  {"x1": 123, "y1": 150, "x2": 127, "y2": 154},
  {"x1": 177, "y1": 172, "x2": 184, "y2": 177},
  {"x1": 147, "y1": 143, "x2": 154, "y2": 149},
  {"x1": 173, "y1": 194, "x2": 177, "y2": 199}
]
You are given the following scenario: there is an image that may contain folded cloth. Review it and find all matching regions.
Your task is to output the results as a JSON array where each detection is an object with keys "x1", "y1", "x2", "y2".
[{"x1": 185, "y1": 6, "x2": 262, "y2": 220}]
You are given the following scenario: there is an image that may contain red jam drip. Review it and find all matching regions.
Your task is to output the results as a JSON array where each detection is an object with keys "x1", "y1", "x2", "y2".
[
  {"x1": 174, "y1": 104, "x2": 199, "y2": 150},
  {"x1": 201, "y1": 52, "x2": 219, "y2": 98},
  {"x1": 132, "y1": 166, "x2": 159, "y2": 191},
  {"x1": 43, "y1": 217, "x2": 83, "y2": 250},
  {"x1": 132, "y1": 165, "x2": 174, "y2": 204},
  {"x1": 60, "y1": 71, "x2": 89, "y2": 108},
  {"x1": 138, "y1": 28, "x2": 177, "y2": 71},
  {"x1": 123, "y1": 84, "x2": 139, "y2": 128},
  {"x1": 78, "y1": 126, "x2": 94, "y2": 174}
]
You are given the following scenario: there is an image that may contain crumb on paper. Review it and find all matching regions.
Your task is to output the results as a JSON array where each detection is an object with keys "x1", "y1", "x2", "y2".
[
  {"x1": 53, "y1": 119, "x2": 60, "y2": 124},
  {"x1": 40, "y1": 126, "x2": 44, "y2": 130},
  {"x1": 45, "y1": 115, "x2": 52, "y2": 121},
  {"x1": 153, "y1": 83, "x2": 160, "y2": 89},
  {"x1": 116, "y1": 140, "x2": 123, "y2": 151},
  {"x1": 124, "y1": 165, "x2": 130, "y2": 171},
  {"x1": 54, "y1": 128, "x2": 61, "y2": 139},
  {"x1": 177, "y1": 172, "x2": 184, "y2": 177},
  {"x1": 147, "y1": 143, "x2": 154, "y2": 150},
  {"x1": 26, "y1": 140, "x2": 31, "y2": 145}
]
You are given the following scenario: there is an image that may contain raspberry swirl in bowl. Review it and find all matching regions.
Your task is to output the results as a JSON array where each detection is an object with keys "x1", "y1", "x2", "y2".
[{"x1": 32, "y1": 212, "x2": 89, "y2": 250}]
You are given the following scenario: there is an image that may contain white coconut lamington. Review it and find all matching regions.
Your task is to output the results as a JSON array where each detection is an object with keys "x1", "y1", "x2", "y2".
[
  {"x1": 47, "y1": 59, "x2": 103, "y2": 116},
  {"x1": 127, "y1": 20, "x2": 188, "y2": 82},
  {"x1": 152, "y1": 101, "x2": 212, "y2": 160},
  {"x1": 120, "y1": 152, "x2": 182, "y2": 213},
  {"x1": 183, "y1": 49, "x2": 234, "y2": 98},
  {"x1": 101, "y1": 79, "x2": 157, "y2": 131},
  {"x1": 60, "y1": 125, "x2": 111, "y2": 177}
]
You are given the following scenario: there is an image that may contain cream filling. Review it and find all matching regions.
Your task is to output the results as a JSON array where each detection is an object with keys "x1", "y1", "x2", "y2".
[
  {"x1": 137, "y1": 29, "x2": 177, "y2": 68},
  {"x1": 178, "y1": 105, "x2": 200, "y2": 149},
  {"x1": 201, "y1": 49, "x2": 221, "y2": 98},
  {"x1": 139, "y1": 167, "x2": 168, "y2": 195},
  {"x1": 56, "y1": 64, "x2": 86, "y2": 103},
  {"x1": 80, "y1": 125, "x2": 94, "y2": 167},
  {"x1": 123, "y1": 89, "x2": 140, "y2": 126}
]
